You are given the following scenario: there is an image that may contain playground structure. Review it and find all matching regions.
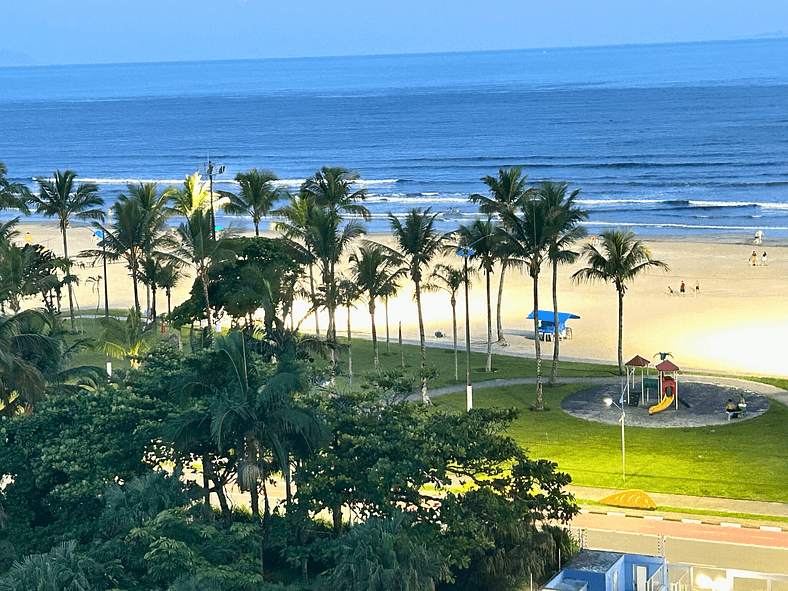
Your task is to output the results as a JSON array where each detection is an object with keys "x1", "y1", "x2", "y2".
[
  {"x1": 623, "y1": 354, "x2": 680, "y2": 415},
  {"x1": 527, "y1": 310, "x2": 580, "y2": 341}
]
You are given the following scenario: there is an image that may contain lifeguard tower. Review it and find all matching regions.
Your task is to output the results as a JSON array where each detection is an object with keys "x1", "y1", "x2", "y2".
[{"x1": 648, "y1": 359, "x2": 680, "y2": 414}]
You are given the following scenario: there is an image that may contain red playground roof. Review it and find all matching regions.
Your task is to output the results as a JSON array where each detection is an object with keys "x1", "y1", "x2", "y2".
[
  {"x1": 625, "y1": 355, "x2": 651, "y2": 367},
  {"x1": 656, "y1": 360, "x2": 679, "y2": 372}
]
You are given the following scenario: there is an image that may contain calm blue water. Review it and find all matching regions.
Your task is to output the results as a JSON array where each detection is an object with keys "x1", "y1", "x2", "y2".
[{"x1": 1, "y1": 38, "x2": 787, "y2": 237}]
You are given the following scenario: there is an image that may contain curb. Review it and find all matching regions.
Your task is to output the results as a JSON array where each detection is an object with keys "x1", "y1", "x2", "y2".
[{"x1": 578, "y1": 508, "x2": 786, "y2": 532}]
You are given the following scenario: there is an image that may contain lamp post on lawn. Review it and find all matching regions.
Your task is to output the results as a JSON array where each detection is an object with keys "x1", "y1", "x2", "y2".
[
  {"x1": 457, "y1": 245, "x2": 475, "y2": 411},
  {"x1": 205, "y1": 158, "x2": 225, "y2": 241},
  {"x1": 604, "y1": 392, "x2": 626, "y2": 482}
]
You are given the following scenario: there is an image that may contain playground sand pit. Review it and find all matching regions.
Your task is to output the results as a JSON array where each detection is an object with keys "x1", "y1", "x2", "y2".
[{"x1": 561, "y1": 379, "x2": 769, "y2": 428}]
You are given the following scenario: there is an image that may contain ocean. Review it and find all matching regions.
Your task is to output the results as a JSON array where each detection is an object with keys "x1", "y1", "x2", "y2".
[{"x1": 1, "y1": 38, "x2": 787, "y2": 238}]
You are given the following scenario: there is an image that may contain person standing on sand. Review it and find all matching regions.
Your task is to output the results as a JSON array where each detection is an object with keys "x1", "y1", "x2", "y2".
[
  {"x1": 680, "y1": 280, "x2": 685, "y2": 296},
  {"x1": 694, "y1": 280, "x2": 699, "y2": 296},
  {"x1": 749, "y1": 251, "x2": 757, "y2": 266},
  {"x1": 762, "y1": 251, "x2": 767, "y2": 266}
]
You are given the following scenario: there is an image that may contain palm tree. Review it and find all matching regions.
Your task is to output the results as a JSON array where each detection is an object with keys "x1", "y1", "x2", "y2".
[
  {"x1": 337, "y1": 277, "x2": 361, "y2": 384},
  {"x1": 165, "y1": 172, "x2": 210, "y2": 217},
  {"x1": 86, "y1": 193, "x2": 159, "y2": 315},
  {"x1": 299, "y1": 167, "x2": 370, "y2": 344},
  {"x1": 388, "y1": 208, "x2": 446, "y2": 405},
  {"x1": 425, "y1": 263, "x2": 468, "y2": 381},
  {"x1": 349, "y1": 242, "x2": 404, "y2": 369},
  {"x1": 274, "y1": 192, "x2": 323, "y2": 336},
  {"x1": 209, "y1": 332, "x2": 326, "y2": 517},
  {"x1": 221, "y1": 168, "x2": 285, "y2": 236},
  {"x1": 157, "y1": 260, "x2": 184, "y2": 316},
  {"x1": 572, "y1": 229, "x2": 669, "y2": 374},
  {"x1": 458, "y1": 218, "x2": 499, "y2": 372},
  {"x1": 94, "y1": 308, "x2": 158, "y2": 366},
  {"x1": 0, "y1": 310, "x2": 103, "y2": 415},
  {"x1": 0, "y1": 161, "x2": 31, "y2": 214},
  {"x1": 499, "y1": 193, "x2": 552, "y2": 410},
  {"x1": 31, "y1": 170, "x2": 104, "y2": 332},
  {"x1": 540, "y1": 181, "x2": 588, "y2": 385},
  {"x1": 171, "y1": 209, "x2": 232, "y2": 331},
  {"x1": 470, "y1": 166, "x2": 532, "y2": 345}
]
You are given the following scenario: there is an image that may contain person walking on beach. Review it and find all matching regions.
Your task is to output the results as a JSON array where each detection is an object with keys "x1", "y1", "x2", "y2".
[
  {"x1": 749, "y1": 251, "x2": 757, "y2": 266},
  {"x1": 680, "y1": 281, "x2": 685, "y2": 296},
  {"x1": 762, "y1": 251, "x2": 767, "y2": 266},
  {"x1": 694, "y1": 280, "x2": 700, "y2": 296}
]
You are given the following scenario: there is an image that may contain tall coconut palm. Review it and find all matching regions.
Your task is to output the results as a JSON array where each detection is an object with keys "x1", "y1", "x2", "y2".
[
  {"x1": 221, "y1": 169, "x2": 285, "y2": 236},
  {"x1": 31, "y1": 170, "x2": 104, "y2": 332},
  {"x1": 470, "y1": 166, "x2": 532, "y2": 345},
  {"x1": 0, "y1": 161, "x2": 31, "y2": 214},
  {"x1": 541, "y1": 181, "x2": 588, "y2": 385},
  {"x1": 458, "y1": 218, "x2": 499, "y2": 372},
  {"x1": 299, "y1": 167, "x2": 370, "y2": 344},
  {"x1": 425, "y1": 263, "x2": 468, "y2": 381},
  {"x1": 349, "y1": 242, "x2": 405, "y2": 369},
  {"x1": 388, "y1": 208, "x2": 446, "y2": 405},
  {"x1": 172, "y1": 209, "x2": 233, "y2": 331},
  {"x1": 499, "y1": 193, "x2": 552, "y2": 410},
  {"x1": 572, "y1": 229, "x2": 669, "y2": 374},
  {"x1": 274, "y1": 192, "x2": 323, "y2": 336}
]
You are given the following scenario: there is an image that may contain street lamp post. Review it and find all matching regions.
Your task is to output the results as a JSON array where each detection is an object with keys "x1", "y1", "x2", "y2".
[
  {"x1": 604, "y1": 393, "x2": 626, "y2": 482},
  {"x1": 93, "y1": 229, "x2": 109, "y2": 318},
  {"x1": 205, "y1": 159, "x2": 225, "y2": 241},
  {"x1": 457, "y1": 246, "x2": 475, "y2": 411}
]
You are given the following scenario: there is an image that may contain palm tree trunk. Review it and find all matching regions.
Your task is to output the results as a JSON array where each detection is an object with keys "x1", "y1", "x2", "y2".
[
  {"x1": 309, "y1": 264, "x2": 319, "y2": 336},
  {"x1": 496, "y1": 261, "x2": 507, "y2": 344},
  {"x1": 385, "y1": 296, "x2": 391, "y2": 354},
  {"x1": 532, "y1": 268, "x2": 544, "y2": 411},
  {"x1": 451, "y1": 295, "x2": 458, "y2": 381},
  {"x1": 414, "y1": 280, "x2": 431, "y2": 405},
  {"x1": 618, "y1": 286, "x2": 625, "y2": 375},
  {"x1": 370, "y1": 300, "x2": 379, "y2": 369},
  {"x1": 346, "y1": 303, "x2": 352, "y2": 385},
  {"x1": 61, "y1": 227, "x2": 77, "y2": 332},
  {"x1": 399, "y1": 321, "x2": 404, "y2": 368},
  {"x1": 151, "y1": 284, "x2": 157, "y2": 320},
  {"x1": 200, "y1": 267, "x2": 213, "y2": 330},
  {"x1": 166, "y1": 288, "x2": 172, "y2": 316},
  {"x1": 130, "y1": 263, "x2": 141, "y2": 316},
  {"x1": 486, "y1": 269, "x2": 492, "y2": 372},
  {"x1": 254, "y1": 221, "x2": 260, "y2": 237},
  {"x1": 549, "y1": 262, "x2": 559, "y2": 386}
]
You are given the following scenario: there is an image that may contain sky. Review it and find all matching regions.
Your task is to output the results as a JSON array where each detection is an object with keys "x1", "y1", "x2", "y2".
[{"x1": 2, "y1": 0, "x2": 786, "y2": 66}]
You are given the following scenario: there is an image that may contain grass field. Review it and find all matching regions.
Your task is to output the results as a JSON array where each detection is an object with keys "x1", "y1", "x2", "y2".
[
  {"x1": 432, "y1": 383, "x2": 788, "y2": 504},
  {"x1": 64, "y1": 321, "x2": 788, "y2": 503}
]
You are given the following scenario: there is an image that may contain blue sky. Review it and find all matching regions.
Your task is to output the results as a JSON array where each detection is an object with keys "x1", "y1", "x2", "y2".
[{"x1": 2, "y1": 0, "x2": 786, "y2": 65}]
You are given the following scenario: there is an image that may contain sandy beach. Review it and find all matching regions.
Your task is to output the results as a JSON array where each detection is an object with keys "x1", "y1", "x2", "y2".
[{"x1": 12, "y1": 220, "x2": 788, "y2": 378}]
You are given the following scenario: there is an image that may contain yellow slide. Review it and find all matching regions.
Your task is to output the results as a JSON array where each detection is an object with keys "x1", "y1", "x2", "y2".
[{"x1": 649, "y1": 395, "x2": 674, "y2": 415}]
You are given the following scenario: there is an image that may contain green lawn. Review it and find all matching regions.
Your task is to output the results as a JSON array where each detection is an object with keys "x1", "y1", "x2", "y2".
[{"x1": 432, "y1": 383, "x2": 788, "y2": 504}]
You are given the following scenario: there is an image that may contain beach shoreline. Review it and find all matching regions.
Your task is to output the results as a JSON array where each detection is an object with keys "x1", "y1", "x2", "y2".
[{"x1": 8, "y1": 218, "x2": 788, "y2": 378}]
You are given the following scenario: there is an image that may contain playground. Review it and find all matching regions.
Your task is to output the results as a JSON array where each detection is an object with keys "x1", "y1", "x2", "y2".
[{"x1": 562, "y1": 380, "x2": 769, "y2": 427}]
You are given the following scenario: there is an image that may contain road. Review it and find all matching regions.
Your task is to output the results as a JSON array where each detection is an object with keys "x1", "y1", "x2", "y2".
[{"x1": 571, "y1": 511, "x2": 788, "y2": 575}]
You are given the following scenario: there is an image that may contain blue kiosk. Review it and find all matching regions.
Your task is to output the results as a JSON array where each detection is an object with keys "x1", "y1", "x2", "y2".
[{"x1": 527, "y1": 310, "x2": 580, "y2": 341}]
